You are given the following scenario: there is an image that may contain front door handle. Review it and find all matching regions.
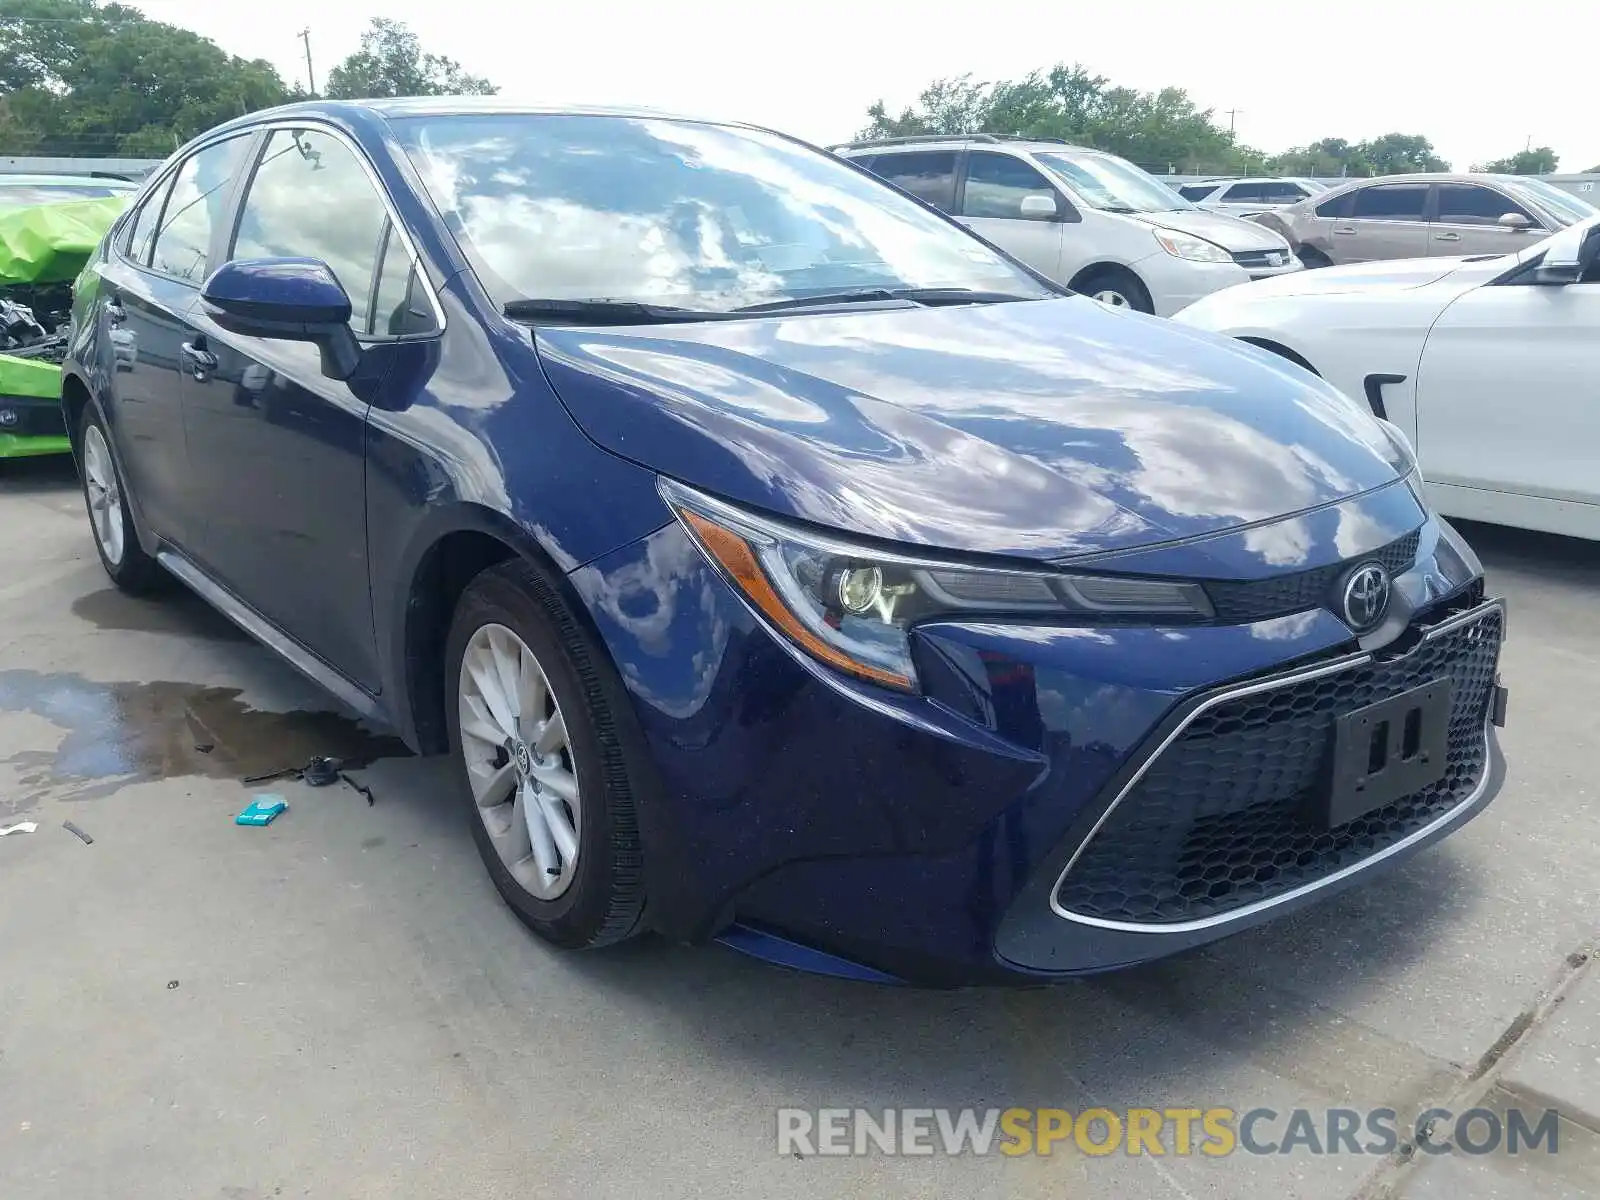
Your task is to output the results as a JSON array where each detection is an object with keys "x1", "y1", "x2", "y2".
[
  {"x1": 104, "y1": 300, "x2": 127, "y2": 326},
  {"x1": 180, "y1": 341, "x2": 218, "y2": 380},
  {"x1": 1434, "y1": 232, "x2": 1462, "y2": 242},
  {"x1": 1332, "y1": 225, "x2": 1356, "y2": 235}
]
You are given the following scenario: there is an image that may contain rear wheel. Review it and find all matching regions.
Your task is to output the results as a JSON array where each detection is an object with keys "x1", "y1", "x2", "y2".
[
  {"x1": 1074, "y1": 267, "x2": 1154, "y2": 314},
  {"x1": 78, "y1": 405, "x2": 163, "y2": 593},
  {"x1": 446, "y1": 558, "x2": 646, "y2": 949}
]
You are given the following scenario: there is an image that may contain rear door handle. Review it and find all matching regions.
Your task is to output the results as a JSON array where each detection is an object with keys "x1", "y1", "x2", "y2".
[
  {"x1": 1434, "y1": 232, "x2": 1462, "y2": 242},
  {"x1": 180, "y1": 341, "x2": 218, "y2": 379}
]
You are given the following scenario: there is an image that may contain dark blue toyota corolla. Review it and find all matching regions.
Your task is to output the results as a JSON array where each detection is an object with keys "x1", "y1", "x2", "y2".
[{"x1": 63, "y1": 99, "x2": 1507, "y2": 984}]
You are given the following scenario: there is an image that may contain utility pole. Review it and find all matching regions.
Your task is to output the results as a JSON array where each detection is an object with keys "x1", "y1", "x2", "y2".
[
  {"x1": 299, "y1": 28, "x2": 316, "y2": 97},
  {"x1": 1225, "y1": 109, "x2": 1241, "y2": 135}
]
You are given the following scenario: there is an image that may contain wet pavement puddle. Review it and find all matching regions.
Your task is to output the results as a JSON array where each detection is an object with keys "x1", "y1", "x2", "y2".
[
  {"x1": 0, "y1": 670, "x2": 410, "y2": 811},
  {"x1": 70, "y1": 588, "x2": 250, "y2": 642}
]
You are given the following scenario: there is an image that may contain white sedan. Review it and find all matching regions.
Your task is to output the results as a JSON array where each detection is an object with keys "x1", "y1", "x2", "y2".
[{"x1": 1176, "y1": 215, "x2": 1600, "y2": 541}]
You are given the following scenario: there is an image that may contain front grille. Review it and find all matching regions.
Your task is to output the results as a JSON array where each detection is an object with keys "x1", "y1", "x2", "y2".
[
  {"x1": 0, "y1": 395, "x2": 67, "y2": 439},
  {"x1": 1205, "y1": 531, "x2": 1420, "y2": 624},
  {"x1": 1054, "y1": 604, "x2": 1502, "y2": 925},
  {"x1": 1232, "y1": 249, "x2": 1291, "y2": 271}
]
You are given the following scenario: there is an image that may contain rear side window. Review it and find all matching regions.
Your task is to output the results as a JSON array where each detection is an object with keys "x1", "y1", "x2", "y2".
[
  {"x1": 148, "y1": 135, "x2": 253, "y2": 283},
  {"x1": 1315, "y1": 190, "x2": 1355, "y2": 219},
  {"x1": 1221, "y1": 182, "x2": 1265, "y2": 203},
  {"x1": 124, "y1": 175, "x2": 175, "y2": 266},
  {"x1": 1351, "y1": 184, "x2": 1427, "y2": 221},
  {"x1": 1177, "y1": 184, "x2": 1216, "y2": 201},
  {"x1": 869, "y1": 151, "x2": 958, "y2": 212},
  {"x1": 961, "y1": 153, "x2": 1057, "y2": 219},
  {"x1": 232, "y1": 129, "x2": 391, "y2": 329},
  {"x1": 1264, "y1": 181, "x2": 1309, "y2": 202},
  {"x1": 1435, "y1": 184, "x2": 1536, "y2": 226}
]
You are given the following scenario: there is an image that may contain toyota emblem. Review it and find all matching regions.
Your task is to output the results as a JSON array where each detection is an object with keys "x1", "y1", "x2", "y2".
[{"x1": 1340, "y1": 562, "x2": 1391, "y2": 631}]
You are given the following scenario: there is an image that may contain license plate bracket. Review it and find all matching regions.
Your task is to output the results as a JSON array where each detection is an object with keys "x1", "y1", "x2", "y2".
[{"x1": 1317, "y1": 678, "x2": 1453, "y2": 828}]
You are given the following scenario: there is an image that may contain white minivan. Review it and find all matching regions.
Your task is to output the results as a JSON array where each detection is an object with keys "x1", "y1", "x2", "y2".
[{"x1": 838, "y1": 135, "x2": 1300, "y2": 316}]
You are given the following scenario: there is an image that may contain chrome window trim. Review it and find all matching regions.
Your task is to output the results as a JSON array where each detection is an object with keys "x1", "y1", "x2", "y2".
[{"x1": 1048, "y1": 598, "x2": 1505, "y2": 934}]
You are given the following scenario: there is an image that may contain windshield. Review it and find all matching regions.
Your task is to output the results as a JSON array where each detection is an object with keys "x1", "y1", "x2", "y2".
[
  {"x1": 0, "y1": 182, "x2": 133, "y2": 209},
  {"x1": 1507, "y1": 178, "x2": 1598, "y2": 226},
  {"x1": 393, "y1": 114, "x2": 1051, "y2": 313},
  {"x1": 1033, "y1": 152, "x2": 1191, "y2": 214}
]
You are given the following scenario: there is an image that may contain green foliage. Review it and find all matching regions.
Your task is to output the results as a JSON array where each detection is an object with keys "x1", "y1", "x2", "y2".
[
  {"x1": 325, "y1": 18, "x2": 497, "y2": 100},
  {"x1": 0, "y1": 0, "x2": 295, "y2": 155},
  {"x1": 858, "y1": 64, "x2": 1255, "y2": 174},
  {"x1": 1472, "y1": 147, "x2": 1560, "y2": 175}
]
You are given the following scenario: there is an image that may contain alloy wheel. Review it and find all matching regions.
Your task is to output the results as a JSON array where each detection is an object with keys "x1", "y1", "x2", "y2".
[
  {"x1": 82, "y1": 425, "x2": 125, "y2": 566},
  {"x1": 1092, "y1": 289, "x2": 1132, "y2": 308},
  {"x1": 458, "y1": 622, "x2": 581, "y2": 900}
]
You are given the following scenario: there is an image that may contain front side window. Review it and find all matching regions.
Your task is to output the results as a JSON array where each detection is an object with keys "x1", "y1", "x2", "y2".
[
  {"x1": 1264, "y1": 182, "x2": 1309, "y2": 203},
  {"x1": 1350, "y1": 184, "x2": 1428, "y2": 221},
  {"x1": 233, "y1": 129, "x2": 391, "y2": 328},
  {"x1": 148, "y1": 136, "x2": 253, "y2": 283},
  {"x1": 1435, "y1": 184, "x2": 1535, "y2": 227},
  {"x1": 962, "y1": 153, "x2": 1058, "y2": 220},
  {"x1": 394, "y1": 115, "x2": 1048, "y2": 312},
  {"x1": 864, "y1": 150, "x2": 959, "y2": 211},
  {"x1": 1032, "y1": 151, "x2": 1189, "y2": 214},
  {"x1": 1315, "y1": 190, "x2": 1355, "y2": 219}
]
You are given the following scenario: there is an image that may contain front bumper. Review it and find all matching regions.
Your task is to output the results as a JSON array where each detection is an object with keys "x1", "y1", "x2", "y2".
[
  {"x1": 569, "y1": 491, "x2": 1505, "y2": 985},
  {"x1": 0, "y1": 392, "x2": 69, "y2": 458}
]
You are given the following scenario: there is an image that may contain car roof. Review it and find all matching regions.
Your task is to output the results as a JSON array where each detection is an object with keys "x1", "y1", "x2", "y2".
[
  {"x1": 844, "y1": 138, "x2": 1097, "y2": 155},
  {"x1": 231, "y1": 96, "x2": 725, "y2": 126}
]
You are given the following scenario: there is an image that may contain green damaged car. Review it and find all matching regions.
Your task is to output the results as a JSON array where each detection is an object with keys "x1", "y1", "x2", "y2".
[{"x1": 0, "y1": 195, "x2": 128, "y2": 459}]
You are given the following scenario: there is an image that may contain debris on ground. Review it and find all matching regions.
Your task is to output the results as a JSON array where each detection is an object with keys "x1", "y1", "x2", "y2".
[
  {"x1": 242, "y1": 755, "x2": 377, "y2": 806},
  {"x1": 235, "y1": 795, "x2": 288, "y2": 827},
  {"x1": 0, "y1": 821, "x2": 38, "y2": 837},
  {"x1": 61, "y1": 820, "x2": 93, "y2": 845}
]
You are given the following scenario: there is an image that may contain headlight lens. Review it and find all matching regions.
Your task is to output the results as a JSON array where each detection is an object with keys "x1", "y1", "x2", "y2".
[
  {"x1": 661, "y1": 479, "x2": 1214, "y2": 692},
  {"x1": 1153, "y1": 228, "x2": 1234, "y2": 264}
]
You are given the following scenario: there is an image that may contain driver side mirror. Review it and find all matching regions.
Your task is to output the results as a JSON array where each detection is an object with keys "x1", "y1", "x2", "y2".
[
  {"x1": 1019, "y1": 193, "x2": 1059, "y2": 221},
  {"x1": 1496, "y1": 212, "x2": 1534, "y2": 231},
  {"x1": 201, "y1": 257, "x2": 363, "y2": 381},
  {"x1": 1531, "y1": 223, "x2": 1600, "y2": 286}
]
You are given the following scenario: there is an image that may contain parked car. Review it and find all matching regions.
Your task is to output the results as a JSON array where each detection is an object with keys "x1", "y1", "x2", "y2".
[
  {"x1": 1176, "y1": 215, "x2": 1600, "y2": 541},
  {"x1": 1177, "y1": 177, "x2": 1329, "y2": 217},
  {"x1": 0, "y1": 173, "x2": 138, "y2": 212},
  {"x1": 837, "y1": 135, "x2": 1299, "y2": 316},
  {"x1": 64, "y1": 100, "x2": 1506, "y2": 985},
  {"x1": 1254, "y1": 172, "x2": 1597, "y2": 269}
]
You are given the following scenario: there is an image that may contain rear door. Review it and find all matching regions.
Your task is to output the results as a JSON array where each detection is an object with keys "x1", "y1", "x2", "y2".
[
  {"x1": 94, "y1": 135, "x2": 256, "y2": 547},
  {"x1": 863, "y1": 150, "x2": 960, "y2": 215},
  {"x1": 1329, "y1": 182, "x2": 1431, "y2": 263},
  {"x1": 1429, "y1": 182, "x2": 1547, "y2": 257},
  {"x1": 955, "y1": 151, "x2": 1070, "y2": 280}
]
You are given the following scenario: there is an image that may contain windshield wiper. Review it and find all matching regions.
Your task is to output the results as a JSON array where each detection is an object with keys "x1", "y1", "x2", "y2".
[
  {"x1": 732, "y1": 287, "x2": 1040, "y2": 314},
  {"x1": 503, "y1": 298, "x2": 730, "y2": 325}
]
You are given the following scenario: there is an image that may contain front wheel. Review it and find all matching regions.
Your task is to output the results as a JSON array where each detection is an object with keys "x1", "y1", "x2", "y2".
[
  {"x1": 1074, "y1": 267, "x2": 1154, "y2": 314},
  {"x1": 78, "y1": 405, "x2": 163, "y2": 593},
  {"x1": 446, "y1": 559, "x2": 646, "y2": 949}
]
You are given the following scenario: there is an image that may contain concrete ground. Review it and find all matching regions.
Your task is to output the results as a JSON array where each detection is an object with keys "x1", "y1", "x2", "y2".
[{"x1": 1, "y1": 454, "x2": 1596, "y2": 1200}]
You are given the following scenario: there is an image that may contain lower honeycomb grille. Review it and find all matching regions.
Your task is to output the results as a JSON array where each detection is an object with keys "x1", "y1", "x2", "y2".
[{"x1": 1054, "y1": 604, "x2": 1503, "y2": 926}]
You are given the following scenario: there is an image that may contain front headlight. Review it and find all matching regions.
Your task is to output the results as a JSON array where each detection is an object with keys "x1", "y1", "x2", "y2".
[
  {"x1": 1153, "y1": 228, "x2": 1234, "y2": 264},
  {"x1": 1375, "y1": 417, "x2": 1427, "y2": 502},
  {"x1": 660, "y1": 479, "x2": 1213, "y2": 692}
]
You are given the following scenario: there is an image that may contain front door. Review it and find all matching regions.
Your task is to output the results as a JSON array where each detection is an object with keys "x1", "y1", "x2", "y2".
[
  {"x1": 1415, "y1": 265, "x2": 1600, "y2": 507},
  {"x1": 1428, "y1": 183, "x2": 1547, "y2": 257},
  {"x1": 1330, "y1": 182, "x2": 1431, "y2": 264},
  {"x1": 181, "y1": 126, "x2": 401, "y2": 692},
  {"x1": 956, "y1": 151, "x2": 1068, "y2": 281}
]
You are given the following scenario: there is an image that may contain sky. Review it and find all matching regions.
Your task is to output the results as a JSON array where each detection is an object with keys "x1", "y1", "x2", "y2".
[{"x1": 126, "y1": 0, "x2": 1597, "y2": 174}]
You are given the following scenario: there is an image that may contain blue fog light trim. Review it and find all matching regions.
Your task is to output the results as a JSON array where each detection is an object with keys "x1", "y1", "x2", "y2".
[{"x1": 715, "y1": 924, "x2": 905, "y2": 985}]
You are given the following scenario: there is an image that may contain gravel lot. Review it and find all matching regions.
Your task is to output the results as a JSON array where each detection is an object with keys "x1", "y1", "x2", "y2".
[{"x1": 1, "y1": 455, "x2": 1596, "y2": 1200}]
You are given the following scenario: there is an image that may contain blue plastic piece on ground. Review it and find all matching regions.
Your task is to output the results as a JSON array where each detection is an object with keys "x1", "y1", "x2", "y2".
[{"x1": 236, "y1": 795, "x2": 288, "y2": 826}]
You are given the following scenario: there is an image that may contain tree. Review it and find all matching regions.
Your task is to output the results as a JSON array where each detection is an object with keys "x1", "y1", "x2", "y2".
[
  {"x1": 1472, "y1": 147, "x2": 1560, "y2": 175},
  {"x1": 1359, "y1": 133, "x2": 1448, "y2": 174},
  {"x1": 0, "y1": 0, "x2": 294, "y2": 155},
  {"x1": 324, "y1": 18, "x2": 497, "y2": 100}
]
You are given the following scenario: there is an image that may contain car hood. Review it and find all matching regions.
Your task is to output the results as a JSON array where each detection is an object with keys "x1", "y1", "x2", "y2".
[
  {"x1": 534, "y1": 297, "x2": 1404, "y2": 561},
  {"x1": 1133, "y1": 208, "x2": 1288, "y2": 252},
  {"x1": 1214, "y1": 256, "x2": 1480, "y2": 301}
]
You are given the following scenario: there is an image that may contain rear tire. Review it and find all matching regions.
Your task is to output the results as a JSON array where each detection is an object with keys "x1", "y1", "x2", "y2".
[
  {"x1": 446, "y1": 558, "x2": 646, "y2": 949},
  {"x1": 1074, "y1": 267, "x2": 1154, "y2": 314},
  {"x1": 77, "y1": 404, "x2": 164, "y2": 594}
]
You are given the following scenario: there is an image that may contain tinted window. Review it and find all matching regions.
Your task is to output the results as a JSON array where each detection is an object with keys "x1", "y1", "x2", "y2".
[
  {"x1": 1177, "y1": 184, "x2": 1216, "y2": 201},
  {"x1": 1351, "y1": 184, "x2": 1427, "y2": 221},
  {"x1": 125, "y1": 174, "x2": 174, "y2": 266},
  {"x1": 394, "y1": 115, "x2": 1047, "y2": 312},
  {"x1": 1222, "y1": 182, "x2": 1265, "y2": 203},
  {"x1": 1436, "y1": 184, "x2": 1535, "y2": 226},
  {"x1": 370, "y1": 222, "x2": 435, "y2": 337},
  {"x1": 1264, "y1": 181, "x2": 1309, "y2": 202},
  {"x1": 149, "y1": 136, "x2": 252, "y2": 283},
  {"x1": 868, "y1": 150, "x2": 959, "y2": 211},
  {"x1": 962, "y1": 152, "x2": 1057, "y2": 219},
  {"x1": 233, "y1": 129, "x2": 390, "y2": 328},
  {"x1": 1315, "y1": 190, "x2": 1355, "y2": 218}
]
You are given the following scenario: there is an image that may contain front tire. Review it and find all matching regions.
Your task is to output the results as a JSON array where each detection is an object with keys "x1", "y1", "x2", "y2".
[
  {"x1": 446, "y1": 558, "x2": 646, "y2": 949},
  {"x1": 78, "y1": 404, "x2": 163, "y2": 593},
  {"x1": 1074, "y1": 267, "x2": 1154, "y2": 314}
]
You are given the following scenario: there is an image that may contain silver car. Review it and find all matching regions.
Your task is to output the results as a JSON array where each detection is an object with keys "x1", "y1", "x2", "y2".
[
  {"x1": 1177, "y1": 177, "x2": 1328, "y2": 217},
  {"x1": 1253, "y1": 172, "x2": 1597, "y2": 268}
]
